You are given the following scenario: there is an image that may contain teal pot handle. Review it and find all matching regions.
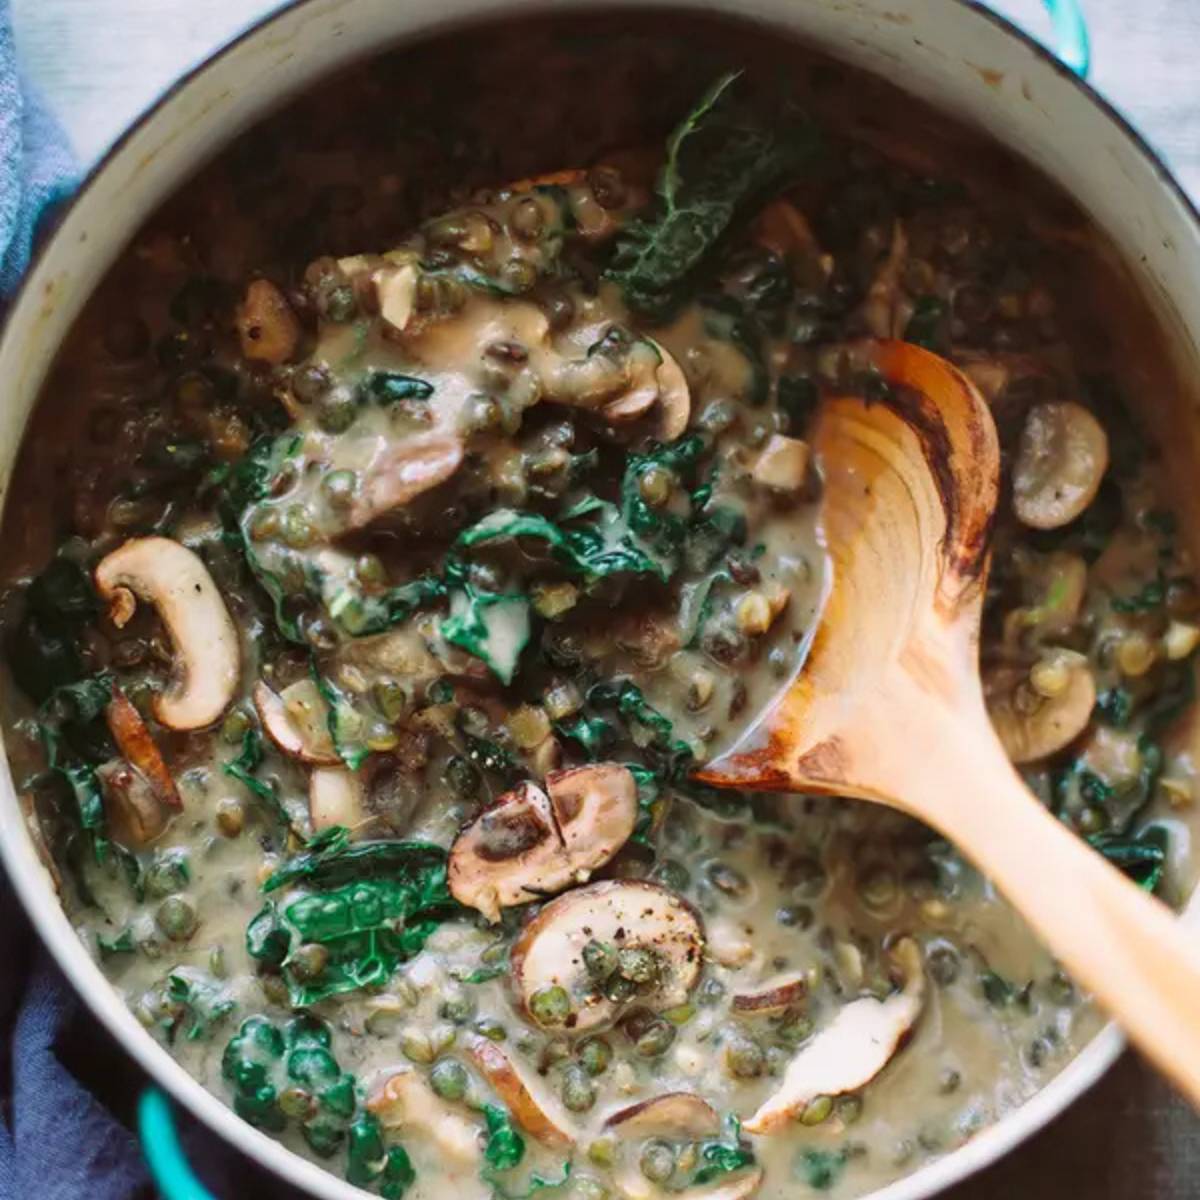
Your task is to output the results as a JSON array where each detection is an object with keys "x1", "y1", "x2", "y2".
[
  {"x1": 139, "y1": 1088, "x2": 217, "y2": 1200},
  {"x1": 1036, "y1": 0, "x2": 1091, "y2": 77}
]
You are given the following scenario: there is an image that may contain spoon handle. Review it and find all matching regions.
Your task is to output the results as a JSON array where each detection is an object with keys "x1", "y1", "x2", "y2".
[{"x1": 927, "y1": 729, "x2": 1200, "y2": 1107}]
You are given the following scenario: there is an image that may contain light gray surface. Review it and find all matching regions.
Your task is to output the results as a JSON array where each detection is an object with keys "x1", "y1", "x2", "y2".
[
  {"x1": 8, "y1": 0, "x2": 1200, "y2": 1196},
  {"x1": 11, "y1": 0, "x2": 1200, "y2": 199}
]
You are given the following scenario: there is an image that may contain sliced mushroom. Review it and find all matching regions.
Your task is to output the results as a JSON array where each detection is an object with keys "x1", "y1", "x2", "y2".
[
  {"x1": 464, "y1": 1034, "x2": 576, "y2": 1147},
  {"x1": 752, "y1": 435, "x2": 809, "y2": 493},
  {"x1": 448, "y1": 764, "x2": 637, "y2": 922},
  {"x1": 367, "y1": 1069, "x2": 483, "y2": 1166},
  {"x1": 604, "y1": 1093, "x2": 720, "y2": 1139},
  {"x1": 743, "y1": 938, "x2": 924, "y2": 1134},
  {"x1": 345, "y1": 435, "x2": 465, "y2": 531},
  {"x1": 105, "y1": 686, "x2": 181, "y2": 810},
  {"x1": 652, "y1": 340, "x2": 691, "y2": 441},
  {"x1": 376, "y1": 263, "x2": 418, "y2": 334},
  {"x1": 511, "y1": 880, "x2": 705, "y2": 1033},
  {"x1": 1012, "y1": 401, "x2": 1109, "y2": 530},
  {"x1": 309, "y1": 766, "x2": 364, "y2": 833},
  {"x1": 254, "y1": 679, "x2": 339, "y2": 765},
  {"x1": 237, "y1": 279, "x2": 301, "y2": 364},
  {"x1": 732, "y1": 973, "x2": 807, "y2": 1017},
  {"x1": 987, "y1": 654, "x2": 1096, "y2": 763},
  {"x1": 861, "y1": 220, "x2": 911, "y2": 339},
  {"x1": 98, "y1": 758, "x2": 168, "y2": 847},
  {"x1": 94, "y1": 538, "x2": 239, "y2": 730}
]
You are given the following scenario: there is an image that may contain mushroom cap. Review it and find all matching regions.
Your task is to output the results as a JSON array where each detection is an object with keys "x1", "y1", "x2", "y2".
[
  {"x1": 345, "y1": 435, "x2": 466, "y2": 531},
  {"x1": 743, "y1": 938, "x2": 925, "y2": 1134},
  {"x1": 603, "y1": 1092, "x2": 721, "y2": 1139},
  {"x1": 448, "y1": 764, "x2": 638, "y2": 922},
  {"x1": 254, "y1": 679, "x2": 340, "y2": 765},
  {"x1": 511, "y1": 880, "x2": 705, "y2": 1033},
  {"x1": 732, "y1": 973, "x2": 808, "y2": 1017},
  {"x1": 94, "y1": 537, "x2": 240, "y2": 731},
  {"x1": 464, "y1": 1034, "x2": 576, "y2": 1147},
  {"x1": 1012, "y1": 401, "x2": 1109, "y2": 530},
  {"x1": 987, "y1": 655, "x2": 1096, "y2": 763}
]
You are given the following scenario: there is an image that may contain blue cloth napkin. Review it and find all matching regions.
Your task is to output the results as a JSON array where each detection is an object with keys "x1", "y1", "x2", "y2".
[{"x1": 0, "y1": 6, "x2": 298, "y2": 1197}]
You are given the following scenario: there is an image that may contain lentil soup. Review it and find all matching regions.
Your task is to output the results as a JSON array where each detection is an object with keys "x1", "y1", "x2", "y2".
[{"x1": 3, "y1": 18, "x2": 1198, "y2": 1200}]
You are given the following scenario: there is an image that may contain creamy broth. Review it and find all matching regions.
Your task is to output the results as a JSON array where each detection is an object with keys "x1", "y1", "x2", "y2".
[{"x1": 1, "y1": 18, "x2": 1198, "y2": 1200}]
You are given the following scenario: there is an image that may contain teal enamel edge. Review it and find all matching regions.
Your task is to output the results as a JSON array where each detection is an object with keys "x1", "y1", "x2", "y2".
[
  {"x1": 1042, "y1": 0, "x2": 1091, "y2": 77},
  {"x1": 139, "y1": 1088, "x2": 218, "y2": 1200}
]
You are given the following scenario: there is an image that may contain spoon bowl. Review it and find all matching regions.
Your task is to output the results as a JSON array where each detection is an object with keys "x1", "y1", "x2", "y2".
[{"x1": 700, "y1": 339, "x2": 1200, "y2": 1107}]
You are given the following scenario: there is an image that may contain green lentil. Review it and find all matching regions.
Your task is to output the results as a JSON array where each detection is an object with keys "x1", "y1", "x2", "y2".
[
  {"x1": 155, "y1": 896, "x2": 197, "y2": 942},
  {"x1": 529, "y1": 985, "x2": 572, "y2": 1027},
  {"x1": 582, "y1": 939, "x2": 618, "y2": 982},
  {"x1": 800, "y1": 1095, "x2": 834, "y2": 1126},
  {"x1": 617, "y1": 947, "x2": 660, "y2": 985},
  {"x1": 560, "y1": 1064, "x2": 597, "y2": 1112},
  {"x1": 639, "y1": 1140, "x2": 676, "y2": 1184},
  {"x1": 401, "y1": 1031, "x2": 435, "y2": 1064},
  {"x1": 578, "y1": 1037, "x2": 612, "y2": 1076},
  {"x1": 321, "y1": 470, "x2": 357, "y2": 508},
  {"x1": 429, "y1": 1058, "x2": 469, "y2": 1101},
  {"x1": 290, "y1": 943, "x2": 329, "y2": 983}
]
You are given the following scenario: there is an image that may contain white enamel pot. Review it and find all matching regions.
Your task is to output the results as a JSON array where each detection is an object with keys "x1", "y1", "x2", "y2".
[{"x1": 3, "y1": 1, "x2": 1200, "y2": 1198}]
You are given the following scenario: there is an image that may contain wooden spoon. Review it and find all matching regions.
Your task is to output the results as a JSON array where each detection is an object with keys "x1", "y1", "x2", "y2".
[{"x1": 699, "y1": 338, "x2": 1200, "y2": 1105}]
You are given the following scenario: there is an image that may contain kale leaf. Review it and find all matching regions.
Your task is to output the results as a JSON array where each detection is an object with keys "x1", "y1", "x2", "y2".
[
  {"x1": 163, "y1": 967, "x2": 236, "y2": 1043},
  {"x1": 692, "y1": 1116, "x2": 756, "y2": 1185},
  {"x1": 247, "y1": 841, "x2": 460, "y2": 1006},
  {"x1": 223, "y1": 727, "x2": 294, "y2": 829},
  {"x1": 8, "y1": 556, "x2": 97, "y2": 703},
  {"x1": 1090, "y1": 825, "x2": 1169, "y2": 893},
  {"x1": 607, "y1": 71, "x2": 819, "y2": 319}
]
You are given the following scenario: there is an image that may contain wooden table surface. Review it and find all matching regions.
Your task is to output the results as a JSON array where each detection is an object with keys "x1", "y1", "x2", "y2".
[{"x1": 9, "y1": 0, "x2": 1200, "y2": 1196}]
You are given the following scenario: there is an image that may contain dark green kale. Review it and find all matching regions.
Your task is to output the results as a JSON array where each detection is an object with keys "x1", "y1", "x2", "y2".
[
  {"x1": 348, "y1": 1112, "x2": 416, "y2": 1198},
  {"x1": 223, "y1": 727, "x2": 293, "y2": 829},
  {"x1": 608, "y1": 72, "x2": 819, "y2": 319},
  {"x1": 222, "y1": 1013, "x2": 389, "y2": 1178},
  {"x1": 163, "y1": 967, "x2": 236, "y2": 1043},
  {"x1": 482, "y1": 1104, "x2": 526, "y2": 1170},
  {"x1": 310, "y1": 662, "x2": 371, "y2": 770},
  {"x1": 247, "y1": 841, "x2": 460, "y2": 1006},
  {"x1": 1090, "y1": 825, "x2": 1169, "y2": 893},
  {"x1": 904, "y1": 295, "x2": 948, "y2": 351},
  {"x1": 692, "y1": 1116, "x2": 756, "y2": 1185},
  {"x1": 796, "y1": 1148, "x2": 848, "y2": 1191},
  {"x1": 7, "y1": 556, "x2": 97, "y2": 703},
  {"x1": 363, "y1": 372, "x2": 434, "y2": 403}
]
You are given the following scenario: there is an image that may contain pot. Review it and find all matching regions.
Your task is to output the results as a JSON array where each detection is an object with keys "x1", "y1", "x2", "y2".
[{"x1": 3, "y1": 2, "x2": 1199, "y2": 1198}]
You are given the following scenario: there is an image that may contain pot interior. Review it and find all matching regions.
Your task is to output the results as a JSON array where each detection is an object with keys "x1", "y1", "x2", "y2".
[{"x1": 1, "y1": 5, "x2": 1199, "y2": 1200}]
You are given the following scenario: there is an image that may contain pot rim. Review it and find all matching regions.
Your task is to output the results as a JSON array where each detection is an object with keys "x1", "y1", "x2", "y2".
[{"x1": 0, "y1": 2, "x2": 1193, "y2": 1198}]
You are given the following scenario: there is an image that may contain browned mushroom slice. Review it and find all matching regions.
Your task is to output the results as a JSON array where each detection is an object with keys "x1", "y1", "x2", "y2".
[
  {"x1": 448, "y1": 765, "x2": 637, "y2": 923},
  {"x1": 546, "y1": 763, "x2": 637, "y2": 864},
  {"x1": 105, "y1": 686, "x2": 181, "y2": 811},
  {"x1": 237, "y1": 279, "x2": 301, "y2": 365},
  {"x1": 94, "y1": 538, "x2": 240, "y2": 731},
  {"x1": 367, "y1": 1069, "x2": 483, "y2": 1166},
  {"x1": 97, "y1": 759, "x2": 168, "y2": 847},
  {"x1": 603, "y1": 1093, "x2": 721, "y2": 1139},
  {"x1": 986, "y1": 655, "x2": 1096, "y2": 763},
  {"x1": 1012, "y1": 401, "x2": 1109, "y2": 530},
  {"x1": 743, "y1": 939, "x2": 925, "y2": 1134},
  {"x1": 254, "y1": 679, "x2": 339, "y2": 766},
  {"x1": 732, "y1": 973, "x2": 807, "y2": 1017},
  {"x1": 511, "y1": 880, "x2": 705, "y2": 1034},
  {"x1": 464, "y1": 1034, "x2": 576, "y2": 1147},
  {"x1": 345, "y1": 435, "x2": 465, "y2": 531}
]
